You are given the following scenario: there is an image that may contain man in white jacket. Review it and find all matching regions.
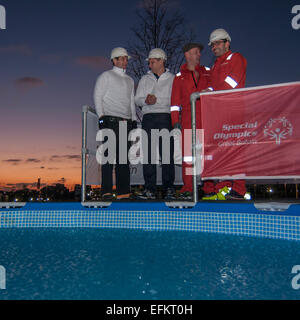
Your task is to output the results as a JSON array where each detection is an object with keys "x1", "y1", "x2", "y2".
[
  {"x1": 135, "y1": 48, "x2": 175, "y2": 200},
  {"x1": 94, "y1": 47, "x2": 137, "y2": 200}
]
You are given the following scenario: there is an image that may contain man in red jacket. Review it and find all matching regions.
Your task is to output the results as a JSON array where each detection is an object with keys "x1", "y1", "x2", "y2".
[
  {"x1": 170, "y1": 43, "x2": 210, "y2": 200},
  {"x1": 202, "y1": 28, "x2": 248, "y2": 200}
]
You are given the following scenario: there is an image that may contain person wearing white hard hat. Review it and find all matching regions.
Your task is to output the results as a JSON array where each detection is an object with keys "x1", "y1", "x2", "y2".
[
  {"x1": 110, "y1": 47, "x2": 132, "y2": 61},
  {"x1": 208, "y1": 28, "x2": 231, "y2": 48},
  {"x1": 202, "y1": 28, "x2": 248, "y2": 201},
  {"x1": 94, "y1": 47, "x2": 137, "y2": 200},
  {"x1": 135, "y1": 48, "x2": 176, "y2": 200},
  {"x1": 207, "y1": 28, "x2": 246, "y2": 90}
]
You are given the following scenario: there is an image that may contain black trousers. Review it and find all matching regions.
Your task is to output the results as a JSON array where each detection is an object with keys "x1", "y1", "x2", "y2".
[
  {"x1": 100, "y1": 116, "x2": 131, "y2": 195},
  {"x1": 142, "y1": 113, "x2": 175, "y2": 192}
]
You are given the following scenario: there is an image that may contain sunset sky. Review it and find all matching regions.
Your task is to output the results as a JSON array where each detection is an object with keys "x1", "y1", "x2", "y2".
[{"x1": 0, "y1": 0, "x2": 299, "y2": 190}]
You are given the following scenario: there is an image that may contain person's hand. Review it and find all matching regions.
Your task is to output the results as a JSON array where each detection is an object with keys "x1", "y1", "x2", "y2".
[{"x1": 145, "y1": 94, "x2": 157, "y2": 105}]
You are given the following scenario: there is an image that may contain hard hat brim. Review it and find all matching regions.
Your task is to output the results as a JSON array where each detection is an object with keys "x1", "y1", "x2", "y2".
[
  {"x1": 111, "y1": 55, "x2": 131, "y2": 60},
  {"x1": 145, "y1": 56, "x2": 166, "y2": 61}
]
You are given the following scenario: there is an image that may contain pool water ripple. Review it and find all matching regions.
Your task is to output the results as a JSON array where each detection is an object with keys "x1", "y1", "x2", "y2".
[{"x1": 0, "y1": 228, "x2": 300, "y2": 300}]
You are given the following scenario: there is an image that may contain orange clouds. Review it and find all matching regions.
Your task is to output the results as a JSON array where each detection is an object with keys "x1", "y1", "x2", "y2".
[{"x1": 0, "y1": 154, "x2": 81, "y2": 189}]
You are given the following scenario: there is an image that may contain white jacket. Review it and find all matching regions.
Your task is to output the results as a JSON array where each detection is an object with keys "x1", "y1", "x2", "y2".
[
  {"x1": 94, "y1": 66, "x2": 137, "y2": 120},
  {"x1": 135, "y1": 69, "x2": 174, "y2": 115}
]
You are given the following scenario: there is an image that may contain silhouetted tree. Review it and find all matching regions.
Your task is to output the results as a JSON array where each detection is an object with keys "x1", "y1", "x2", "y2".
[{"x1": 127, "y1": 0, "x2": 196, "y2": 82}]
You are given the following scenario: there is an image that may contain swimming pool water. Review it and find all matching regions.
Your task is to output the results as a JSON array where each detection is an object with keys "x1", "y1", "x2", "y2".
[{"x1": 0, "y1": 228, "x2": 300, "y2": 300}]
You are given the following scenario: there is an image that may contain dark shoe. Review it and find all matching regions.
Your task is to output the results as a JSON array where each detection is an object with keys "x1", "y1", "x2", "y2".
[
  {"x1": 178, "y1": 191, "x2": 193, "y2": 201},
  {"x1": 136, "y1": 189, "x2": 156, "y2": 200},
  {"x1": 102, "y1": 193, "x2": 114, "y2": 201},
  {"x1": 225, "y1": 189, "x2": 245, "y2": 200},
  {"x1": 164, "y1": 188, "x2": 177, "y2": 201}
]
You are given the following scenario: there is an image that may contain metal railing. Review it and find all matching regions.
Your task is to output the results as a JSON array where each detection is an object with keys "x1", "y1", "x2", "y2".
[
  {"x1": 82, "y1": 82, "x2": 300, "y2": 207},
  {"x1": 190, "y1": 92, "x2": 201, "y2": 205},
  {"x1": 81, "y1": 103, "x2": 200, "y2": 208}
]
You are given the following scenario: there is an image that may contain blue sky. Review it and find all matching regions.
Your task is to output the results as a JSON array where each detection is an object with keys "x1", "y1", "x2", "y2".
[{"x1": 0, "y1": 0, "x2": 299, "y2": 188}]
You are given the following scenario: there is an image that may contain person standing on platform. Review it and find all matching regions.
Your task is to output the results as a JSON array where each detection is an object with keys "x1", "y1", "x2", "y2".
[
  {"x1": 170, "y1": 43, "x2": 210, "y2": 201},
  {"x1": 94, "y1": 47, "x2": 137, "y2": 200},
  {"x1": 135, "y1": 48, "x2": 176, "y2": 200},
  {"x1": 202, "y1": 28, "x2": 248, "y2": 200}
]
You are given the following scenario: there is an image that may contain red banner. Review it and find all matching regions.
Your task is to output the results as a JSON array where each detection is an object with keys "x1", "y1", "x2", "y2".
[{"x1": 200, "y1": 82, "x2": 300, "y2": 179}]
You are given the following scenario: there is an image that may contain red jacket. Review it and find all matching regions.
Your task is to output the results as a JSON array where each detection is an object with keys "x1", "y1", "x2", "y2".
[
  {"x1": 170, "y1": 63, "x2": 210, "y2": 127},
  {"x1": 206, "y1": 50, "x2": 247, "y2": 196},
  {"x1": 209, "y1": 50, "x2": 247, "y2": 91}
]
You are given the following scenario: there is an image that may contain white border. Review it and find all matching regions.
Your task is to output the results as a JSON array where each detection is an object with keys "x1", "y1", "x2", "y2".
[{"x1": 199, "y1": 81, "x2": 300, "y2": 96}]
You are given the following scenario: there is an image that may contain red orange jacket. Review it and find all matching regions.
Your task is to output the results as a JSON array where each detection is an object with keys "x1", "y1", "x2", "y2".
[
  {"x1": 209, "y1": 50, "x2": 247, "y2": 91},
  {"x1": 170, "y1": 63, "x2": 210, "y2": 127}
]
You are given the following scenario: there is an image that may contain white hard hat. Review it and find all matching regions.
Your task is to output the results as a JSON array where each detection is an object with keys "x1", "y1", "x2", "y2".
[
  {"x1": 146, "y1": 48, "x2": 167, "y2": 61},
  {"x1": 208, "y1": 28, "x2": 231, "y2": 46},
  {"x1": 110, "y1": 47, "x2": 131, "y2": 60}
]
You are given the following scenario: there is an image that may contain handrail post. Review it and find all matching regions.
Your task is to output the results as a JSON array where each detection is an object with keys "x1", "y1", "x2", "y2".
[
  {"x1": 190, "y1": 92, "x2": 201, "y2": 204},
  {"x1": 81, "y1": 106, "x2": 88, "y2": 203},
  {"x1": 166, "y1": 92, "x2": 201, "y2": 208}
]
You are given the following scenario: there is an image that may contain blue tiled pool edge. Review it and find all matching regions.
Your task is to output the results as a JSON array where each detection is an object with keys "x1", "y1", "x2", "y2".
[{"x1": 0, "y1": 202, "x2": 300, "y2": 241}]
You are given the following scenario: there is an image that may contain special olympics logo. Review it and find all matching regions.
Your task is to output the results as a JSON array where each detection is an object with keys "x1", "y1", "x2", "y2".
[{"x1": 264, "y1": 117, "x2": 293, "y2": 145}]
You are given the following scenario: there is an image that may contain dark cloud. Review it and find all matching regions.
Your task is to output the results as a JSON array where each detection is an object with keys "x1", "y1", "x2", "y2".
[
  {"x1": 65, "y1": 155, "x2": 81, "y2": 160},
  {"x1": 2, "y1": 158, "x2": 44, "y2": 166},
  {"x1": 50, "y1": 155, "x2": 80, "y2": 161},
  {"x1": 15, "y1": 77, "x2": 45, "y2": 89},
  {"x1": 74, "y1": 56, "x2": 111, "y2": 70},
  {"x1": 50, "y1": 155, "x2": 60, "y2": 160},
  {"x1": 26, "y1": 158, "x2": 41, "y2": 163},
  {"x1": 2, "y1": 159, "x2": 22, "y2": 165}
]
